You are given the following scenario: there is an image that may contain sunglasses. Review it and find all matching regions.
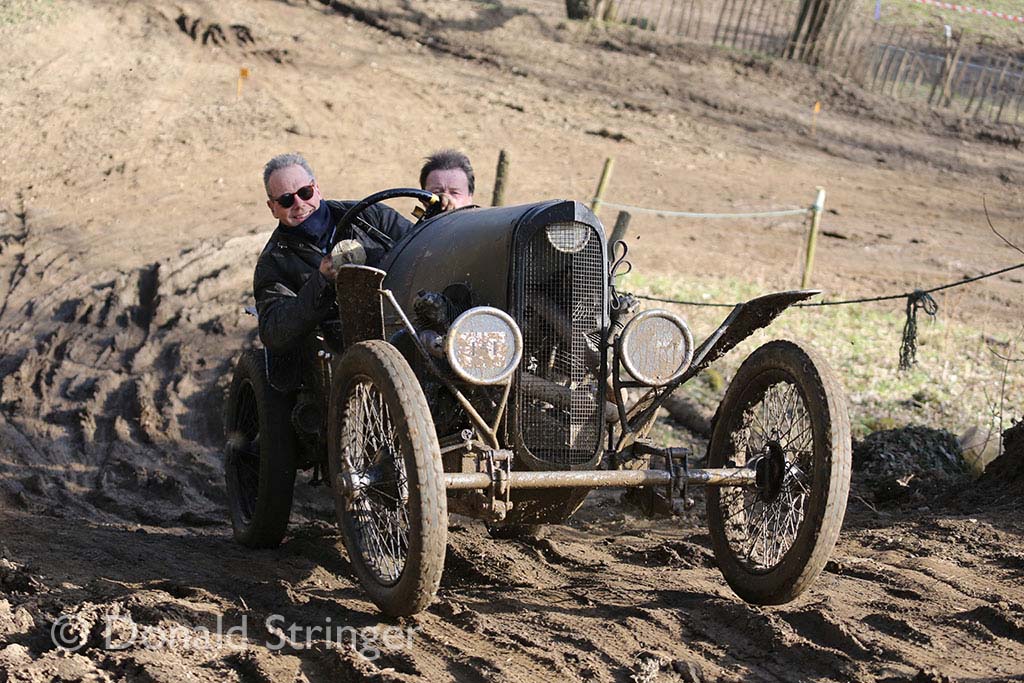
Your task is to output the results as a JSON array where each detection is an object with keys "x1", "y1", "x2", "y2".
[{"x1": 271, "y1": 183, "x2": 315, "y2": 208}]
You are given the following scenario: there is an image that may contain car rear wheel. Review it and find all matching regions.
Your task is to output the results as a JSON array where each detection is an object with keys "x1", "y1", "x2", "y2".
[
  {"x1": 706, "y1": 340, "x2": 851, "y2": 605},
  {"x1": 223, "y1": 349, "x2": 297, "y2": 548},
  {"x1": 328, "y1": 341, "x2": 447, "y2": 616}
]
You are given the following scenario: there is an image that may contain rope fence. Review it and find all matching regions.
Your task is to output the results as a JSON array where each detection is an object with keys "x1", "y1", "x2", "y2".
[
  {"x1": 598, "y1": 201, "x2": 810, "y2": 220},
  {"x1": 591, "y1": 159, "x2": 829, "y2": 288},
  {"x1": 630, "y1": 261, "x2": 1024, "y2": 368},
  {"x1": 587, "y1": 158, "x2": 1021, "y2": 370}
]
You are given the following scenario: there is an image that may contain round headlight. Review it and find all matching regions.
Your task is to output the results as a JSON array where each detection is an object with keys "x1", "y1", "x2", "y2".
[
  {"x1": 618, "y1": 310, "x2": 694, "y2": 386},
  {"x1": 445, "y1": 307, "x2": 523, "y2": 385},
  {"x1": 545, "y1": 221, "x2": 591, "y2": 253}
]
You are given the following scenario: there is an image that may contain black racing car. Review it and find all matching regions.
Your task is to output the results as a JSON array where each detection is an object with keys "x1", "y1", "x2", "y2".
[{"x1": 224, "y1": 188, "x2": 851, "y2": 616}]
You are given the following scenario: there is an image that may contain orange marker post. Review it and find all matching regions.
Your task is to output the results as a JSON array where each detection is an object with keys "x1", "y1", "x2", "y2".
[{"x1": 237, "y1": 67, "x2": 251, "y2": 99}]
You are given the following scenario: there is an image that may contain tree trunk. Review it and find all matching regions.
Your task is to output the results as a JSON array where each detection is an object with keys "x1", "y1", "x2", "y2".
[
  {"x1": 788, "y1": 0, "x2": 844, "y2": 64},
  {"x1": 566, "y1": 0, "x2": 593, "y2": 20}
]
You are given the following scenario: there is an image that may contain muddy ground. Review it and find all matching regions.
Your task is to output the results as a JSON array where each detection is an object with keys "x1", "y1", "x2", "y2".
[{"x1": 1, "y1": 0, "x2": 1022, "y2": 681}]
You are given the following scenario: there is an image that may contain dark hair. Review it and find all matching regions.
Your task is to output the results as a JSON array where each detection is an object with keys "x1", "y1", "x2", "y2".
[{"x1": 419, "y1": 149, "x2": 474, "y2": 195}]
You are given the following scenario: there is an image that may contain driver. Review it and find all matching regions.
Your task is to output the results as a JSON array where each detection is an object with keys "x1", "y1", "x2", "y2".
[{"x1": 253, "y1": 153, "x2": 412, "y2": 354}]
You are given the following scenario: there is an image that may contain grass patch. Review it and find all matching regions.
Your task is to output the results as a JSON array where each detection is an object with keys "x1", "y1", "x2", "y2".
[
  {"x1": 0, "y1": 0, "x2": 59, "y2": 33},
  {"x1": 620, "y1": 272, "x2": 1023, "y2": 452}
]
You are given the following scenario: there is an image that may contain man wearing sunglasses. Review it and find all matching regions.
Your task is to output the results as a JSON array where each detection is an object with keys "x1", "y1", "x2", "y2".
[{"x1": 253, "y1": 153, "x2": 412, "y2": 357}]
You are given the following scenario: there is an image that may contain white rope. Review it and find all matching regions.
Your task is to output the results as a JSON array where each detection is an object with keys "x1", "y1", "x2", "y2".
[{"x1": 599, "y1": 201, "x2": 810, "y2": 219}]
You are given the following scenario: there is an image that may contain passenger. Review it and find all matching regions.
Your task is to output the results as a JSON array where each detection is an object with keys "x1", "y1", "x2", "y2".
[
  {"x1": 253, "y1": 152, "x2": 411, "y2": 354},
  {"x1": 419, "y1": 149, "x2": 475, "y2": 209}
]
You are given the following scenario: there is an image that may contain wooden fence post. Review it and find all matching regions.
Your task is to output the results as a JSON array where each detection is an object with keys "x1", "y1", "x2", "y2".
[
  {"x1": 801, "y1": 187, "x2": 827, "y2": 289},
  {"x1": 608, "y1": 211, "x2": 631, "y2": 251},
  {"x1": 948, "y1": 45, "x2": 974, "y2": 107},
  {"x1": 591, "y1": 157, "x2": 615, "y2": 216},
  {"x1": 492, "y1": 149, "x2": 509, "y2": 207},
  {"x1": 938, "y1": 38, "x2": 966, "y2": 106}
]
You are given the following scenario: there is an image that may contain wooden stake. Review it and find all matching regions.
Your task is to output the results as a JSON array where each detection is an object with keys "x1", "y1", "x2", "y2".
[
  {"x1": 608, "y1": 211, "x2": 631, "y2": 250},
  {"x1": 979, "y1": 54, "x2": 1012, "y2": 120},
  {"x1": 948, "y1": 45, "x2": 974, "y2": 107},
  {"x1": 732, "y1": 0, "x2": 753, "y2": 49},
  {"x1": 801, "y1": 186, "x2": 827, "y2": 289},
  {"x1": 938, "y1": 37, "x2": 965, "y2": 106},
  {"x1": 997, "y1": 61, "x2": 1024, "y2": 124},
  {"x1": 964, "y1": 50, "x2": 992, "y2": 115},
  {"x1": 713, "y1": 0, "x2": 732, "y2": 45},
  {"x1": 491, "y1": 149, "x2": 509, "y2": 207},
  {"x1": 889, "y1": 37, "x2": 913, "y2": 98},
  {"x1": 990, "y1": 56, "x2": 1014, "y2": 122},
  {"x1": 591, "y1": 157, "x2": 615, "y2": 216}
]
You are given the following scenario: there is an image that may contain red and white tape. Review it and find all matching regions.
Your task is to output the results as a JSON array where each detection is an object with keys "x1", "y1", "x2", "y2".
[{"x1": 908, "y1": 0, "x2": 1024, "y2": 23}]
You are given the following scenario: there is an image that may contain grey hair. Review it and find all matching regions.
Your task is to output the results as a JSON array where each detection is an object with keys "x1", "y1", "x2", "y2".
[{"x1": 262, "y1": 153, "x2": 315, "y2": 194}]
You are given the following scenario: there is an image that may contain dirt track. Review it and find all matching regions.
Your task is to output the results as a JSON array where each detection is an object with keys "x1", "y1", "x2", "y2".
[{"x1": 1, "y1": 1, "x2": 1023, "y2": 681}]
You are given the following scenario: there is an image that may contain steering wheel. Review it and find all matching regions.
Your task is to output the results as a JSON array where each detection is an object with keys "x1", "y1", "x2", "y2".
[{"x1": 335, "y1": 188, "x2": 441, "y2": 249}]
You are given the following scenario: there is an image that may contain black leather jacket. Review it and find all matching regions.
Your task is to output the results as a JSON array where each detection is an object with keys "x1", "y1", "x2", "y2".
[{"x1": 253, "y1": 199, "x2": 411, "y2": 354}]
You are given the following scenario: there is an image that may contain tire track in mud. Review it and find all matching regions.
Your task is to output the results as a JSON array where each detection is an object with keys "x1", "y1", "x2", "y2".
[
  {"x1": 0, "y1": 204, "x2": 267, "y2": 526},
  {"x1": 0, "y1": 199, "x2": 30, "y2": 324},
  {"x1": 372, "y1": 512, "x2": 1024, "y2": 682},
  {"x1": 819, "y1": 521, "x2": 1024, "y2": 680},
  {"x1": 413, "y1": 524, "x2": 877, "y2": 682}
]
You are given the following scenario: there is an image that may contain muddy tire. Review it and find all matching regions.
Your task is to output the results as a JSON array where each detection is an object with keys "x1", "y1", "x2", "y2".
[
  {"x1": 223, "y1": 349, "x2": 297, "y2": 548},
  {"x1": 328, "y1": 341, "x2": 446, "y2": 616},
  {"x1": 706, "y1": 340, "x2": 851, "y2": 605}
]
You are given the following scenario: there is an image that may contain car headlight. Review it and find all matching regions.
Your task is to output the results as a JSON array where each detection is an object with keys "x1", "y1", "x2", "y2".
[
  {"x1": 445, "y1": 307, "x2": 523, "y2": 385},
  {"x1": 545, "y1": 221, "x2": 591, "y2": 253},
  {"x1": 618, "y1": 310, "x2": 694, "y2": 386}
]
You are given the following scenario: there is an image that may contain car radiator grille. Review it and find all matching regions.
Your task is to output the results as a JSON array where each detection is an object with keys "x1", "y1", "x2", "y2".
[{"x1": 516, "y1": 221, "x2": 605, "y2": 466}]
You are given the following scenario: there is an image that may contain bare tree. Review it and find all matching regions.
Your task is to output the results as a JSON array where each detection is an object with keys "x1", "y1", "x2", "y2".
[
  {"x1": 788, "y1": 0, "x2": 853, "y2": 64},
  {"x1": 566, "y1": 0, "x2": 593, "y2": 20}
]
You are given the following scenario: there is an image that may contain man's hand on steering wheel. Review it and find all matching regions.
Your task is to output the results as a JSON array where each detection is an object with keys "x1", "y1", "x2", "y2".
[
  {"x1": 319, "y1": 254, "x2": 339, "y2": 281},
  {"x1": 429, "y1": 193, "x2": 458, "y2": 213}
]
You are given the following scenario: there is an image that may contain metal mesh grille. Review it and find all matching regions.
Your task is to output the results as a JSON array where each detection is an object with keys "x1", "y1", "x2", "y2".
[{"x1": 516, "y1": 221, "x2": 604, "y2": 466}]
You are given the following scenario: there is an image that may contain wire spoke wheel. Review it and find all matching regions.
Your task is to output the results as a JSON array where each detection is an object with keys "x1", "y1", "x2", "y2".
[
  {"x1": 223, "y1": 350, "x2": 297, "y2": 548},
  {"x1": 707, "y1": 340, "x2": 851, "y2": 605},
  {"x1": 329, "y1": 341, "x2": 446, "y2": 616},
  {"x1": 719, "y1": 381, "x2": 814, "y2": 570},
  {"x1": 342, "y1": 380, "x2": 412, "y2": 584}
]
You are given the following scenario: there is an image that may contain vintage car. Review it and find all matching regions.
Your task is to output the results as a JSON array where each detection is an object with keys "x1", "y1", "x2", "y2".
[{"x1": 224, "y1": 189, "x2": 852, "y2": 616}]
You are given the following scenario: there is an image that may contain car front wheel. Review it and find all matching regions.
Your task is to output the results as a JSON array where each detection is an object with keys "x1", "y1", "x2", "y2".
[
  {"x1": 706, "y1": 340, "x2": 851, "y2": 605},
  {"x1": 328, "y1": 340, "x2": 447, "y2": 616}
]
